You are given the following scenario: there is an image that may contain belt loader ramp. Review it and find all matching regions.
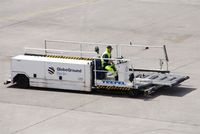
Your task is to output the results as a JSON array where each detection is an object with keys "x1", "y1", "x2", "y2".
[{"x1": 5, "y1": 40, "x2": 189, "y2": 96}]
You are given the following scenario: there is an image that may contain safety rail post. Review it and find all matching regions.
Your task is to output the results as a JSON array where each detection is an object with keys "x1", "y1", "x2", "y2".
[
  {"x1": 94, "y1": 58, "x2": 97, "y2": 86},
  {"x1": 116, "y1": 44, "x2": 118, "y2": 58},
  {"x1": 163, "y1": 45, "x2": 169, "y2": 71},
  {"x1": 80, "y1": 43, "x2": 83, "y2": 58},
  {"x1": 44, "y1": 40, "x2": 47, "y2": 56}
]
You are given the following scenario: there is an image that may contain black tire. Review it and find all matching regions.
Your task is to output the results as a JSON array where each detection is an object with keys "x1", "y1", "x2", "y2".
[
  {"x1": 15, "y1": 74, "x2": 29, "y2": 88},
  {"x1": 128, "y1": 89, "x2": 139, "y2": 97}
]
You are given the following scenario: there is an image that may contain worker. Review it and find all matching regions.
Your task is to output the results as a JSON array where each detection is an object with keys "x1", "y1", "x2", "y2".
[{"x1": 101, "y1": 45, "x2": 118, "y2": 81}]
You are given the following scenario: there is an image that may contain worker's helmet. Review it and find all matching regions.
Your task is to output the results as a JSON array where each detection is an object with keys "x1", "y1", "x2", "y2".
[{"x1": 107, "y1": 45, "x2": 113, "y2": 49}]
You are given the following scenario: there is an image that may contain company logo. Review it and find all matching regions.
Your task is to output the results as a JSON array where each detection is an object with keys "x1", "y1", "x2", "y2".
[
  {"x1": 103, "y1": 80, "x2": 125, "y2": 85},
  {"x1": 48, "y1": 67, "x2": 55, "y2": 75},
  {"x1": 57, "y1": 67, "x2": 82, "y2": 73},
  {"x1": 48, "y1": 66, "x2": 82, "y2": 75}
]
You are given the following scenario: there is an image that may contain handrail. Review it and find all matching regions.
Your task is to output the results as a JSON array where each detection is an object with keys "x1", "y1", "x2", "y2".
[
  {"x1": 24, "y1": 47, "x2": 96, "y2": 55},
  {"x1": 43, "y1": 40, "x2": 169, "y2": 71},
  {"x1": 44, "y1": 40, "x2": 164, "y2": 48}
]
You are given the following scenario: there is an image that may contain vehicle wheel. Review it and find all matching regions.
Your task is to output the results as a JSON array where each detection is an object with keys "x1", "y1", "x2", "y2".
[
  {"x1": 15, "y1": 75, "x2": 29, "y2": 88},
  {"x1": 128, "y1": 89, "x2": 139, "y2": 97}
]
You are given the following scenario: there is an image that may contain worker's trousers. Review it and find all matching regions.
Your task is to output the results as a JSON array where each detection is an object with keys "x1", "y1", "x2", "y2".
[{"x1": 105, "y1": 65, "x2": 118, "y2": 80}]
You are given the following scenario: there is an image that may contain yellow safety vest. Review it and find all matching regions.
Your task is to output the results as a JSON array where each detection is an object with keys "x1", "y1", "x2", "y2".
[{"x1": 101, "y1": 48, "x2": 111, "y2": 67}]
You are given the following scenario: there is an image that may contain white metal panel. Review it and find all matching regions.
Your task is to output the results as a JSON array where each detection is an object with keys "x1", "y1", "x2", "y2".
[
  {"x1": 11, "y1": 57, "x2": 45, "y2": 79},
  {"x1": 30, "y1": 78, "x2": 89, "y2": 91},
  {"x1": 84, "y1": 62, "x2": 92, "y2": 90}
]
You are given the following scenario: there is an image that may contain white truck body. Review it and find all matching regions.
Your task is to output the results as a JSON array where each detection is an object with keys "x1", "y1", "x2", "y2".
[{"x1": 11, "y1": 55, "x2": 92, "y2": 92}]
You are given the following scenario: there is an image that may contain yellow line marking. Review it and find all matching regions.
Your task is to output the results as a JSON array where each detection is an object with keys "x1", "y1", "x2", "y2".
[{"x1": 0, "y1": 0, "x2": 98, "y2": 21}]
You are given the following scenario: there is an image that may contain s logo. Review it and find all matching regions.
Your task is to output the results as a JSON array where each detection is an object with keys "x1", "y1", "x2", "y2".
[{"x1": 48, "y1": 67, "x2": 55, "y2": 75}]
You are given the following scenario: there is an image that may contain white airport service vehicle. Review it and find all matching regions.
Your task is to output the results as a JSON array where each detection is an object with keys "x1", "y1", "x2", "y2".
[{"x1": 5, "y1": 40, "x2": 189, "y2": 96}]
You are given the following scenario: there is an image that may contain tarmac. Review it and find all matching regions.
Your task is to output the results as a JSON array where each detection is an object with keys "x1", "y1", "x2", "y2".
[{"x1": 0, "y1": 0, "x2": 200, "y2": 134}]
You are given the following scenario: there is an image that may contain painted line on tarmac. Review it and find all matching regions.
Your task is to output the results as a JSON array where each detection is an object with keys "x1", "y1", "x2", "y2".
[{"x1": 0, "y1": 0, "x2": 98, "y2": 21}]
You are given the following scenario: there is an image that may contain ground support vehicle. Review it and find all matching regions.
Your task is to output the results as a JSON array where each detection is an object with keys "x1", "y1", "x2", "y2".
[{"x1": 5, "y1": 40, "x2": 189, "y2": 96}]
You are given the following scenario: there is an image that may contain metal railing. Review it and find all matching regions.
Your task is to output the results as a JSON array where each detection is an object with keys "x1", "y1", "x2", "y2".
[
  {"x1": 24, "y1": 47, "x2": 97, "y2": 58},
  {"x1": 43, "y1": 40, "x2": 169, "y2": 71},
  {"x1": 26, "y1": 40, "x2": 170, "y2": 71}
]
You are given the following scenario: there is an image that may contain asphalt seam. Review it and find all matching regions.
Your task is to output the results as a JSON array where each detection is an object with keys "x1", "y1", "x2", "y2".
[
  {"x1": 139, "y1": 0, "x2": 200, "y2": 7},
  {"x1": 132, "y1": 128, "x2": 191, "y2": 134},
  {"x1": 0, "y1": 99, "x2": 102, "y2": 134},
  {"x1": 1, "y1": 92, "x2": 199, "y2": 131},
  {"x1": 0, "y1": 20, "x2": 29, "y2": 29},
  {"x1": 74, "y1": 109, "x2": 200, "y2": 127},
  {"x1": 0, "y1": 0, "x2": 99, "y2": 30},
  {"x1": 69, "y1": 97, "x2": 103, "y2": 111},
  {"x1": 0, "y1": 94, "x2": 104, "y2": 111},
  {"x1": 1, "y1": 94, "x2": 199, "y2": 128},
  {"x1": 133, "y1": 6, "x2": 194, "y2": 31},
  {"x1": 1, "y1": 98, "x2": 199, "y2": 134},
  {"x1": 8, "y1": 97, "x2": 103, "y2": 134},
  {"x1": 171, "y1": 59, "x2": 200, "y2": 71},
  {"x1": 132, "y1": 128, "x2": 167, "y2": 134},
  {"x1": 101, "y1": 2, "x2": 197, "y2": 43},
  {"x1": 11, "y1": 110, "x2": 69, "y2": 134},
  {"x1": 0, "y1": 100, "x2": 70, "y2": 111}
]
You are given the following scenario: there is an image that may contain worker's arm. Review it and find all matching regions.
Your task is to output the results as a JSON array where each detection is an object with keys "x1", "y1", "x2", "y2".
[
  {"x1": 103, "y1": 54, "x2": 114, "y2": 65},
  {"x1": 102, "y1": 54, "x2": 112, "y2": 66}
]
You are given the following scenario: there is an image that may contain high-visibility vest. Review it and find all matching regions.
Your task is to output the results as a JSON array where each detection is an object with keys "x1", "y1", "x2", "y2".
[{"x1": 101, "y1": 48, "x2": 111, "y2": 67}]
